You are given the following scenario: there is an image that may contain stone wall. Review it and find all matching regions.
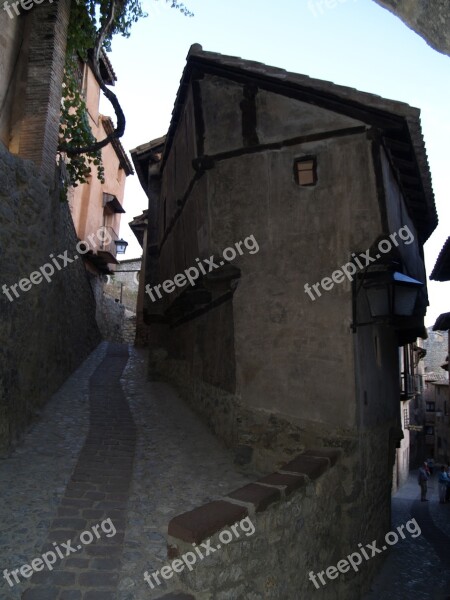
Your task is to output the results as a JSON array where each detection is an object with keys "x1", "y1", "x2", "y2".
[
  {"x1": 150, "y1": 350, "x2": 343, "y2": 472},
  {"x1": 14, "y1": 0, "x2": 71, "y2": 179},
  {"x1": 122, "y1": 312, "x2": 137, "y2": 344},
  {"x1": 423, "y1": 328, "x2": 449, "y2": 377},
  {"x1": 152, "y1": 73, "x2": 384, "y2": 452},
  {"x1": 91, "y1": 276, "x2": 126, "y2": 343},
  {"x1": 113, "y1": 259, "x2": 141, "y2": 290},
  {"x1": 0, "y1": 9, "x2": 25, "y2": 146},
  {"x1": 373, "y1": 0, "x2": 450, "y2": 57},
  {"x1": 0, "y1": 144, "x2": 101, "y2": 454},
  {"x1": 104, "y1": 259, "x2": 141, "y2": 313},
  {"x1": 150, "y1": 449, "x2": 385, "y2": 600}
]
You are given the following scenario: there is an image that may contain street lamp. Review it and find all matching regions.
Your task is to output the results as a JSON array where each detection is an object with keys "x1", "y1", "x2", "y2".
[
  {"x1": 114, "y1": 238, "x2": 128, "y2": 255},
  {"x1": 352, "y1": 262, "x2": 423, "y2": 332}
]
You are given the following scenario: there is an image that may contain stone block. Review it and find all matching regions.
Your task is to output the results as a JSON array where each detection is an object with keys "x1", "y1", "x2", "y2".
[
  {"x1": 303, "y1": 447, "x2": 343, "y2": 466},
  {"x1": 256, "y1": 473, "x2": 307, "y2": 497},
  {"x1": 281, "y1": 455, "x2": 329, "y2": 480},
  {"x1": 227, "y1": 483, "x2": 281, "y2": 512},
  {"x1": 168, "y1": 500, "x2": 248, "y2": 544}
]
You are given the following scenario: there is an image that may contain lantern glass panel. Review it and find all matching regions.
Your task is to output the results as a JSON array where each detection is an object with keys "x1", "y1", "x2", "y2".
[
  {"x1": 394, "y1": 285, "x2": 419, "y2": 316},
  {"x1": 365, "y1": 284, "x2": 391, "y2": 318}
]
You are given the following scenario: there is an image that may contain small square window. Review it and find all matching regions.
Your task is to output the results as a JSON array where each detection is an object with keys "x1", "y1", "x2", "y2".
[{"x1": 295, "y1": 157, "x2": 317, "y2": 186}]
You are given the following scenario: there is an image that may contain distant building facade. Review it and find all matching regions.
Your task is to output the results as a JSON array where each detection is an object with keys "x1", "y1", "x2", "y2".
[
  {"x1": 105, "y1": 258, "x2": 141, "y2": 313},
  {"x1": 423, "y1": 328, "x2": 449, "y2": 378},
  {"x1": 428, "y1": 249, "x2": 450, "y2": 464},
  {"x1": 432, "y1": 381, "x2": 450, "y2": 463},
  {"x1": 393, "y1": 340, "x2": 427, "y2": 489}
]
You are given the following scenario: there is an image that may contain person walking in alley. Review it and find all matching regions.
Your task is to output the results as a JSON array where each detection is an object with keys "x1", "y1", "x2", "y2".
[
  {"x1": 418, "y1": 462, "x2": 429, "y2": 501},
  {"x1": 438, "y1": 465, "x2": 449, "y2": 503}
]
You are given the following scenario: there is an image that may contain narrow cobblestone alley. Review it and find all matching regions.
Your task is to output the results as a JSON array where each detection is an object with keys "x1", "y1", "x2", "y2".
[
  {"x1": 0, "y1": 343, "x2": 257, "y2": 600},
  {"x1": 2, "y1": 342, "x2": 450, "y2": 599},
  {"x1": 364, "y1": 472, "x2": 450, "y2": 600}
]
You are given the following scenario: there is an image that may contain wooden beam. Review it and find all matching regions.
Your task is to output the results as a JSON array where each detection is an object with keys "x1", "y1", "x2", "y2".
[{"x1": 384, "y1": 137, "x2": 412, "y2": 153}]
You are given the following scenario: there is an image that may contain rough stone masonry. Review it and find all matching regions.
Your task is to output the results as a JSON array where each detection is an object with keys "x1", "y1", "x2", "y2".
[{"x1": 0, "y1": 143, "x2": 101, "y2": 454}]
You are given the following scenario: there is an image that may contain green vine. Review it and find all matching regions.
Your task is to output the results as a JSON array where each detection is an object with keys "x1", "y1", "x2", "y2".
[
  {"x1": 59, "y1": 0, "x2": 193, "y2": 188},
  {"x1": 60, "y1": 57, "x2": 105, "y2": 187}
]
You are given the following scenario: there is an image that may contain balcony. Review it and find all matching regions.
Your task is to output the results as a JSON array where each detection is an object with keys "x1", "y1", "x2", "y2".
[
  {"x1": 83, "y1": 226, "x2": 120, "y2": 274},
  {"x1": 400, "y1": 373, "x2": 415, "y2": 401},
  {"x1": 97, "y1": 226, "x2": 120, "y2": 265}
]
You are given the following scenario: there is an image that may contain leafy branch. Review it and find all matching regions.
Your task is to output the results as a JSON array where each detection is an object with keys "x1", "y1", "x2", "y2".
[
  {"x1": 59, "y1": 58, "x2": 105, "y2": 187},
  {"x1": 58, "y1": 0, "x2": 192, "y2": 187}
]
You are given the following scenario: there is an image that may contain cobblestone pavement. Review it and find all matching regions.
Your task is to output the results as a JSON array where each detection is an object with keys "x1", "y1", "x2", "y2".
[
  {"x1": 0, "y1": 343, "x2": 257, "y2": 600},
  {"x1": 0, "y1": 343, "x2": 107, "y2": 599},
  {"x1": 364, "y1": 471, "x2": 450, "y2": 600},
  {"x1": 18, "y1": 342, "x2": 134, "y2": 599},
  {"x1": 118, "y1": 347, "x2": 259, "y2": 600}
]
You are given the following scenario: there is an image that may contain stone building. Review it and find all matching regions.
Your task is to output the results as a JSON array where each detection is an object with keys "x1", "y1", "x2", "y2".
[
  {"x1": 68, "y1": 50, "x2": 134, "y2": 277},
  {"x1": 0, "y1": 0, "x2": 101, "y2": 453},
  {"x1": 132, "y1": 45, "x2": 437, "y2": 597},
  {"x1": 422, "y1": 370, "x2": 448, "y2": 461}
]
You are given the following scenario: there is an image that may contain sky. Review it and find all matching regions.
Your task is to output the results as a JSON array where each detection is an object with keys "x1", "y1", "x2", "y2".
[{"x1": 104, "y1": 0, "x2": 450, "y2": 327}]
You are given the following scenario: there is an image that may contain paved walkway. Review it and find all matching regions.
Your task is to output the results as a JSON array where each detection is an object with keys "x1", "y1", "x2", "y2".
[
  {"x1": 19, "y1": 343, "x2": 134, "y2": 599},
  {"x1": 364, "y1": 471, "x2": 450, "y2": 600},
  {"x1": 0, "y1": 343, "x2": 256, "y2": 600}
]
